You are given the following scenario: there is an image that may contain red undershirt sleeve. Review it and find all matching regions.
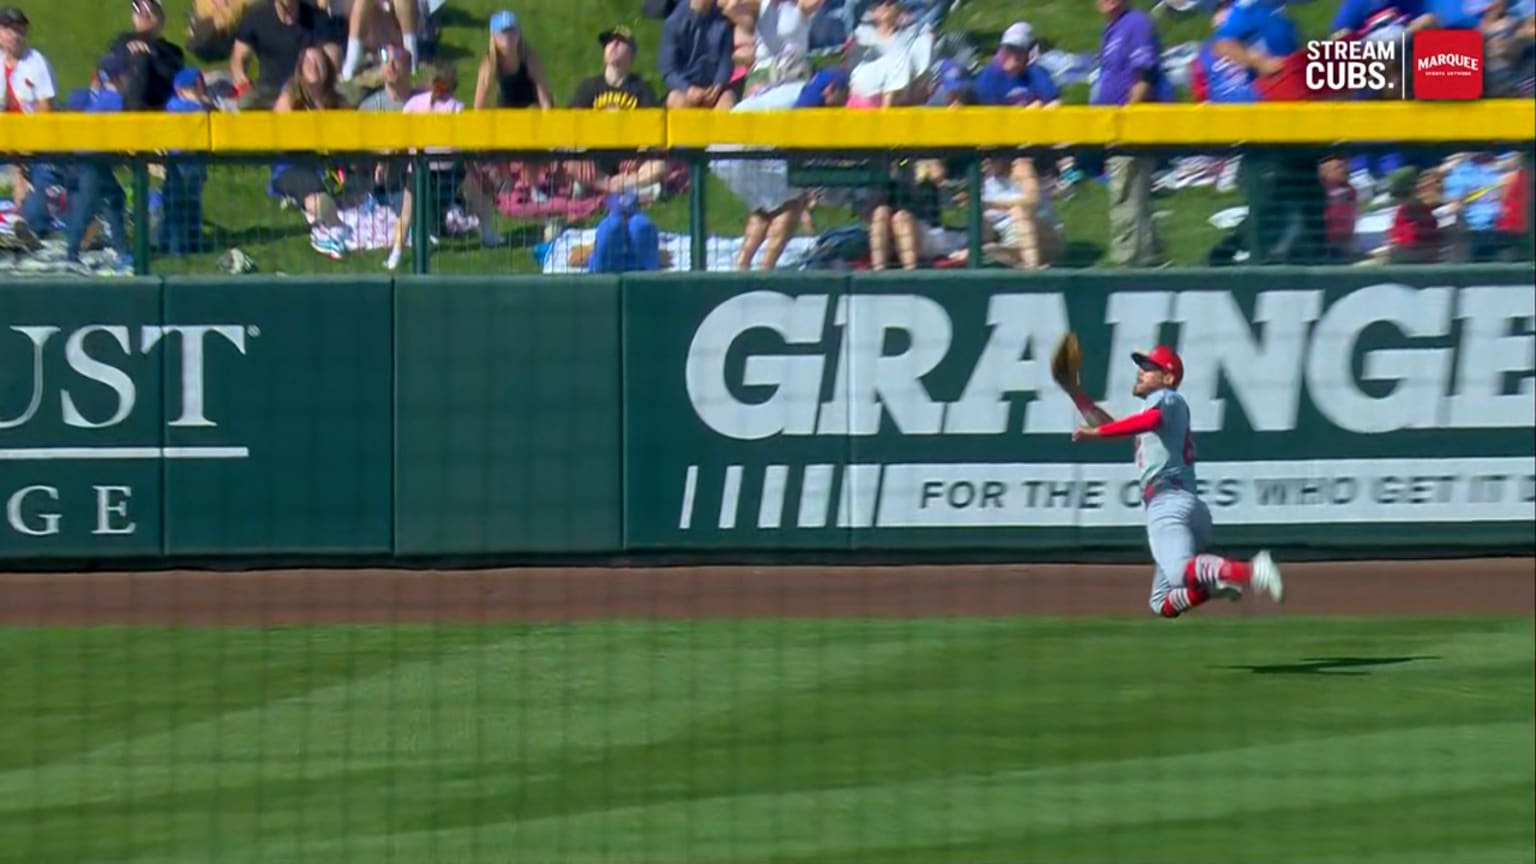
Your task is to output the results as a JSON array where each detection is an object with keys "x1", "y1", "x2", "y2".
[{"x1": 1095, "y1": 406, "x2": 1162, "y2": 438}]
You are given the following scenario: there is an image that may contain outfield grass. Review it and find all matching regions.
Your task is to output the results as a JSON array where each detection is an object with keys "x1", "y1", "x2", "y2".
[
  {"x1": 17, "y1": 0, "x2": 1349, "y2": 276},
  {"x1": 0, "y1": 616, "x2": 1530, "y2": 863}
]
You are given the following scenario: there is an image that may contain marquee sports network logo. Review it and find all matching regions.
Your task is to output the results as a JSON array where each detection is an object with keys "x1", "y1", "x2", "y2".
[
  {"x1": 1304, "y1": 35, "x2": 1405, "y2": 97},
  {"x1": 1413, "y1": 29, "x2": 1483, "y2": 99}
]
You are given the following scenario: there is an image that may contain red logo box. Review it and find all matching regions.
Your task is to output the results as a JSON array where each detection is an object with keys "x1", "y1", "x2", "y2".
[{"x1": 1413, "y1": 29, "x2": 1483, "y2": 99}]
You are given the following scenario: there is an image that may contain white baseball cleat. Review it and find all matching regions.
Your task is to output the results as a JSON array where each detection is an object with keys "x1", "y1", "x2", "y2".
[{"x1": 1250, "y1": 550, "x2": 1285, "y2": 603}]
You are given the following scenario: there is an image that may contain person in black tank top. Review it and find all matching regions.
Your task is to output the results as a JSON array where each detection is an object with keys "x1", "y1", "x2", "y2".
[
  {"x1": 473, "y1": 10, "x2": 551, "y2": 108},
  {"x1": 496, "y1": 62, "x2": 537, "y2": 107}
]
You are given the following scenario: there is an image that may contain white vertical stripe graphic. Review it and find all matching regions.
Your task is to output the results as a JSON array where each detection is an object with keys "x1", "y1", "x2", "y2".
[
  {"x1": 719, "y1": 464, "x2": 743, "y2": 529},
  {"x1": 758, "y1": 465, "x2": 788, "y2": 528},
  {"x1": 837, "y1": 464, "x2": 883, "y2": 528},
  {"x1": 678, "y1": 465, "x2": 698, "y2": 529},
  {"x1": 798, "y1": 464, "x2": 834, "y2": 528}
]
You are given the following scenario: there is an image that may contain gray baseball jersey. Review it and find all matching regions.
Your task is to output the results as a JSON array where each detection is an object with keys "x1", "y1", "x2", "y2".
[
  {"x1": 1134, "y1": 387, "x2": 1197, "y2": 497},
  {"x1": 1135, "y1": 387, "x2": 1207, "y2": 614}
]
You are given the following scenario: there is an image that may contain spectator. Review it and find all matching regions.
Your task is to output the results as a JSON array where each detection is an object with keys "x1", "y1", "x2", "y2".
[
  {"x1": 357, "y1": 43, "x2": 413, "y2": 212},
  {"x1": 847, "y1": 0, "x2": 931, "y2": 107},
  {"x1": 108, "y1": 0, "x2": 186, "y2": 111},
  {"x1": 64, "y1": 55, "x2": 132, "y2": 268},
  {"x1": 1211, "y1": 0, "x2": 1298, "y2": 84},
  {"x1": 187, "y1": 0, "x2": 254, "y2": 64},
  {"x1": 746, "y1": 0, "x2": 821, "y2": 96},
  {"x1": 1319, "y1": 154, "x2": 1358, "y2": 262},
  {"x1": 849, "y1": 0, "x2": 930, "y2": 62},
  {"x1": 270, "y1": 46, "x2": 352, "y2": 258},
  {"x1": 924, "y1": 57, "x2": 972, "y2": 106},
  {"x1": 1378, "y1": 166, "x2": 1443, "y2": 264},
  {"x1": 724, "y1": 0, "x2": 757, "y2": 98},
  {"x1": 1093, "y1": 0, "x2": 1167, "y2": 267},
  {"x1": 358, "y1": 41, "x2": 413, "y2": 110},
  {"x1": 387, "y1": 63, "x2": 504, "y2": 270},
  {"x1": 1485, "y1": 0, "x2": 1536, "y2": 96},
  {"x1": 275, "y1": 43, "x2": 346, "y2": 110},
  {"x1": 791, "y1": 64, "x2": 848, "y2": 106},
  {"x1": 587, "y1": 190, "x2": 661, "y2": 273},
  {"x1": 718, "y1": 67, "x2": 848, "y2": 272},
  {"x1": 567, "y1": 26, "x2": 669, "y2": 199},
  {"x1": 1189, "y1": 0, "x2": 1258, "y2": 103},
  {"x1": 334, "y1": 0, "x2": 421, "y2": 81},
  {"x1": 3, "y1": 5, "x2": 57, "y2": 250},
  {"x1": 867, "y1": 159, "x2": 961, "y2": 270},
  {"x1": 978, "y1": 155, "x2": 1060, "y2": 269},
  {"x1": 572, "y1": 26, "x2": 660, "y2": 109},
  {"x1": 754, "y1": 0, "x2": 817, "y2": 69},
  {"x1": 231, "y1": 0, "x2": 343, "y2": 109},
  {"x1": 1444, "y1": 151, "x2": 1515, "y2": 261},
  {"x1": 472, "y1": 10, "x2": 553, "y2": 108},
  {"x1": 159, "y1": 67, "x2": 211, "y2": 255},
  {"x1": 660, "y1": 0, "x2": 737, "y2": 108},
  {"x1": 972, "y1": 22, "x2": 1060, "y2": 107},
  {"x1": 1494, "y1": 152, "x2": 1530, "y2": 251},
  {"x1": 1, "y1": 7, "x2": 52, "y2": 113}
]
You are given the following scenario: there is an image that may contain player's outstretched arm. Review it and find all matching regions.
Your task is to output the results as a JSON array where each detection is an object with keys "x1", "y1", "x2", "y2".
[
  {"x1": 1067, "y1": 388, "x2": 1116, "y2": 428},
  {"x1": 1074, "y1": 406, "x2": 1163, "y2": 441}
]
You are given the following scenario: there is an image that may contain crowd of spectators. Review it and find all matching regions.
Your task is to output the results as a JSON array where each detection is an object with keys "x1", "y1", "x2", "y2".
[{"x1": 0, "y1": 0, "x2": 1532, "y2": 274}]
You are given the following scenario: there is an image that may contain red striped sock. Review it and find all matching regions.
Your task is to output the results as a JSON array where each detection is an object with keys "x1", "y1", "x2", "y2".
[
  {"x1": 1184, "y1": 554, "x2": 1252, "y2": 589},
  {"x1": 1159, "y1": 585, "x2": 1211, "y2": 618}
]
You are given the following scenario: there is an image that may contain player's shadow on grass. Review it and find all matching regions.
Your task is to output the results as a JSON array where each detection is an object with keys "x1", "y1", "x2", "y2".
[{"x1": 1217, "y1": 656, "x2": 1441, "y2": 676}]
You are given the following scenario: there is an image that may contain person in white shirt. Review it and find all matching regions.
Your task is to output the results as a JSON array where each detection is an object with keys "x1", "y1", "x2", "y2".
[
  {"x1": 0, "y1": 5, "x2": 52, "y2": 114},
  {"x1": 845, "y1": 0, "x2": 931, "y2": 107},
  {"x1": 2, "y1": 6, "x2": 58, "y2": 249},
  {"x1": 744, "y1": 0, "x2": 820, "y2": 95}
]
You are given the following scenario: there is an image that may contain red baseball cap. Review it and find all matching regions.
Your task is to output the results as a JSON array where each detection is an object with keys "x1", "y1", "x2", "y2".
[{"x1": 1132, "y1": 345, "x2": 1183, "y2": 387}]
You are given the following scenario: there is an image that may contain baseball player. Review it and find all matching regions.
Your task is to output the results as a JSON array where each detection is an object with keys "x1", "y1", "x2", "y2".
[{"x1": 1064, "y1": 345, "x2": 1284, "y2": 617}]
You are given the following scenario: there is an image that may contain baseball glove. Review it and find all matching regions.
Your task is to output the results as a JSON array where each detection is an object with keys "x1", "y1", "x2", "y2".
[{"x1": 1050, "y1": 331, "x2": 1082, "y2": 391}]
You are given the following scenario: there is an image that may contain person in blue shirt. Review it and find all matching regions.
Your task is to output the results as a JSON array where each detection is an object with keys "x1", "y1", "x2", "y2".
[
  {"x1": 659, "y1": 0, "x2": 736, "y2": 108},
  {"x1": 7, "y1": 84, "x2": 97, "y2": 250},
  {"x1": 1444, "y1": 151, "x2": 1514, "y2": 260},
  {"x1": 792, "y1": 66, "x2": 850, "y2": 108},
  {"x1": 924, "y1": 58, "x2": 974, "y2": 106},
  {"x1": 972, "y1": 22, "x2": 1061, "y2": 106},
  {"x1": 587, "y1": 191, "x2": 660, "y2": 273},
  {"x1": 1192, "y1": 0, "x2": 1259, "y2": 102},
  {"x1": 64, "y1": 55, "x2": 131, "y2": 267},
  {"x1": 1212, "y1": 0, "x2": 1299, "y2": 82},
  {"x1": 1216, "y1": 0, "x2": 1299, "y2": 57},
  {"x1": 159, "y1": 67, "x2": 210, "y2": 255}
]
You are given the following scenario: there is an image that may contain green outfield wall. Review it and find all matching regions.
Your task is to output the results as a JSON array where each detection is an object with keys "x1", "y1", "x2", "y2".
[{"x1": 2, "y1": 267, "x2": 1531, "y2": 561}]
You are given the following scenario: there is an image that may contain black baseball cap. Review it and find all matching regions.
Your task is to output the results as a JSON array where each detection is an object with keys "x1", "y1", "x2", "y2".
[
  {"x1": 132, "y1": 0, "x2": 165, "y2": 14},
  {"x1": 599, "y1": 25, "x2": 636, "y2": 48},
  {"x1": 98, "y1": 52, "x2": 129, "y2": 82},
  {"x1": 0, "y1": 6, "x2": 30, "y2": 28}
]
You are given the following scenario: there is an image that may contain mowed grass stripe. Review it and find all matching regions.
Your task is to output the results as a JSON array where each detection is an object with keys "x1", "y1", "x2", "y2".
[
  {"x1": 222, "y1": 722, "x2": 1533, "y2": 864},
  {"x1": 0, "y1": 617, "x2": 1528, "y2": 863},
  {"x1": 0, "y1": 621, "x2": 934, "y2": 802}
]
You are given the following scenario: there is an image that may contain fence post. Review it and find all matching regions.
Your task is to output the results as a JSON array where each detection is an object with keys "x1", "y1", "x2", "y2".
[
  {"x1": 966, "y1": 156, "x2": 983, "y2": 270},
  {"x1": 689, "y1": 152, "x2": 707, "y2": 272},
  {"x1": 132, "y1": 158, "x2": 151, "y2": 276},
  {"x1": 412, "y1": 151, "x2": 430, "y2": 275},
  {"x1": 1244, "y1": 147, "x2": 1266, "y2": 265}
]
